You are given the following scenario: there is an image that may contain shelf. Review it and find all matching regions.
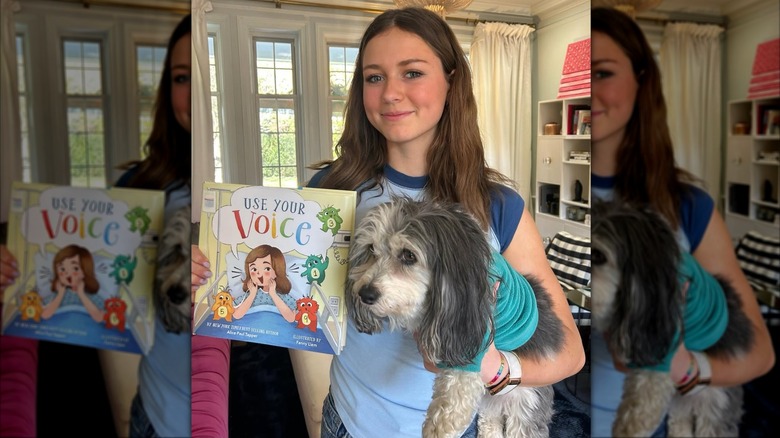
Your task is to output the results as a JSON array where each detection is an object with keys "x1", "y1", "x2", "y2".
[{"x1": 725, "y1": 97, "x2": 780, "y2": 239}]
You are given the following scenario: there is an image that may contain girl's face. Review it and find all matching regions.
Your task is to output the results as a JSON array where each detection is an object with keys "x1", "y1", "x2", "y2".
[
  {"x1": 248, "y1": 255, "x2": 276, "y2": 290},
  {"x1": 57, "y1": 254, "x2": 84, "y2": 288},
  {"x1": 170, "y1": 32, "x2": 191, "y2": 133},
  {"x1": 591, "y1": 31, "x2": 639, "y2": 148},
  {"x1": 361, "y1": 27, "x2": 450, "y2": 153}
]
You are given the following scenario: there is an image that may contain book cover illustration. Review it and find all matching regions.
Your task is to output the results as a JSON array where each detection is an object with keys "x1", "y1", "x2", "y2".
[
  {"x1": 1, "y1": 182, "x2": 165, "y2": 354},
  {"x1": 192, "y1": 182, "x2": 356, "y2": 355}
]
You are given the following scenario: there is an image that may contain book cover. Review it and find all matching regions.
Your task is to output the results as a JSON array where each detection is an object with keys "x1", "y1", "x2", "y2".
[
  {"x1": 1, "y1": 182, "x2": 165, "y2": 354},
  {"x1": 577, "y1": 110, "x2": 591, "y2": 135},
  {"x1": 192, "y1": 182, "x2": 356, "y2": 355}
]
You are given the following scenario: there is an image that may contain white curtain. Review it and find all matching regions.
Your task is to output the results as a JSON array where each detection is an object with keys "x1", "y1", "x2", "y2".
[
  {"x1": 660, "y1": 22, "x2": 724, "y2": 201},
  {"x1": 191, "y1": 0, "x2": 214, "y2": 222},
  {"x1": 470, "y1": 22, "x2": 534, "y2": 203},
  {"x1": 0, "y1": 0, "x2": 21, "y2": 223}
]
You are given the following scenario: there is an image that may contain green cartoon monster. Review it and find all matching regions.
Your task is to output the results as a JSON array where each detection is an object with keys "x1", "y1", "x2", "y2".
[
  {"x1": 316, "y1": 206, "x2": 343, "y2": 236},
  {"x1": 301, "y1": 254, "x2": 329, "y2": 286},
  {"x1": 125, "y1": 206, "x2": 151, "y2": 235},
  {"x1": 110, "y1": 254, "x2": 137, "y2": 285}
]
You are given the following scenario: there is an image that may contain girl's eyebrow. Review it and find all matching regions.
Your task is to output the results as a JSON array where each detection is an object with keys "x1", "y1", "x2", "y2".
[{"x1": 363, "y1": 58, "x2": 429, "y2": 71}]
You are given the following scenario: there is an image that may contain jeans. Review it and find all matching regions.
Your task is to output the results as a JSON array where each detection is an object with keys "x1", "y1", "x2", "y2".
[
  {"x1": 320, "y1": 391, "x2": 478, "y2": 438},
  {"x1": 129, "y1": 392, "x2": 159, "y2": 438}
]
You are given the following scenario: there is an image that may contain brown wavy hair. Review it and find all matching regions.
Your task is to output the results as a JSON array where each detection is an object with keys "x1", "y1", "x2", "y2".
[
  {"x1": 51, "y1": 244, "x2": 99, "y2": 294},
  {"x1": 242, "y1": 245, "x2": 292, "y2": 294},
  {"x1": 119, "y1": 14, "x2": 191, "y2": 191},
  {"x1": 308, "y1": 7, "x2": 514, "y2": 229},
  {"x1": 592, "y1": 7, "x2": 698, "y2": 228}
]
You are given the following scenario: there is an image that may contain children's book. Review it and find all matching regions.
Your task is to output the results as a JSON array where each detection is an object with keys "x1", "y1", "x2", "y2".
[
  {"x1": 192, "y1": 181, "x2": 356, "y2": 355},
  {"x1": 1, "y1": 181, "x2": 165, "y2": 354}
]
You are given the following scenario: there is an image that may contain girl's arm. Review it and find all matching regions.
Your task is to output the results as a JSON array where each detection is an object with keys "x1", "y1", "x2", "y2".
[
  {"x1": 688, "y1": 209, "x2": 775, "y2": 385},
  {"x1": 267, "y1": 281, "x2": 296, "y2": 323},
  {"x1": 232, "y1": 283, "x2": 257, "y2": 320},
  {"x1": 492, "y1": 207, "x2": 586, "y2": 386}
]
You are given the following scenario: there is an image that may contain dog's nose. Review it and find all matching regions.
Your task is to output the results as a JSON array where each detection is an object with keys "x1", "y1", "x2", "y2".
[{"x1": 358, "y1": 285, "x2": 379, "y2": 305}]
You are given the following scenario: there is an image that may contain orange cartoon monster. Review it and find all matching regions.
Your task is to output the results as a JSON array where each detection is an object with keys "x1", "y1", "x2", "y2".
[
  {"x1": 19, "y1": 291, "x2": 44, "y2": 322},
  {"x1": 294, "y1": 296, "x2": 319, "y2": 332},
  {"x1": 212, "y1": 289, "x2": 235, "y2": 322},
  {"x1": 103, "y1": 297, "x2": 127, "y2": 332}
]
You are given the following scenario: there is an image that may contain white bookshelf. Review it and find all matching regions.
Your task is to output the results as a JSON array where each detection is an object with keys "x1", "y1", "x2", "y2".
[
  {"x1": 725, "y1": 97, "x2": 780, "y2": 242},
  {"x1": 534, "y1": 97, "x2": 591, "y2": 243}
]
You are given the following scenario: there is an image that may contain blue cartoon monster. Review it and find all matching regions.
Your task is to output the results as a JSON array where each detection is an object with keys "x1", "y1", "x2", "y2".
[{"x1": 301, "y1": 254, "x2": 329, "y2": 286}]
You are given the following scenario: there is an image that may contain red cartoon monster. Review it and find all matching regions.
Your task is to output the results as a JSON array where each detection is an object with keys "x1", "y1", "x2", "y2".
[
  {"x1": 103, "y1": 297, "x2": 127, "y2": 332},
  {"x1": 294, "y1": 296, "x2": 319, "y2": 332}
]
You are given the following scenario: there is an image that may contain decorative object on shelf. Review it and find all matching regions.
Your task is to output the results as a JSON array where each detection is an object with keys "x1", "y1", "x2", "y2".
[
  {"x1": 757, "y1": 206, "x2": 777, "y2": 223},
  {"x1": 392, "y1": 0, "x2": 473, "y2": 18},
  {"x1": 557, "y1": 37, "x2": 590, "y2": 99},
  {"x1": 592, "y1": 0, "x2": 663, "y2": 19},
  {"x1": 758, "y1": 151, "x2": 780, "y2": 162},
  {"x1": 573, "y1": 180, "x2": 583, "y2": 202},
  {"x1": 569, "y1": 150, "x2": 590, "y2": 161},
  {"x1": 747, "y1": 38, "x2": 780, "y2": 99},
  {"x1": 763, "y1": 179, "x2": 777, "y2": 203},
  {"x1": 732, "y1": 122, "x2": 749, "y2": 135},
  {"x1": 544, "y1": 122, "x2": 560, "y2": 135}
]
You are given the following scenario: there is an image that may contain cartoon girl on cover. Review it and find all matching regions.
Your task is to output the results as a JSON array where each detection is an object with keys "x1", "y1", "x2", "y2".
[
  {"x1": 232, "y1": 244, "x2": 296, "y2": 322},
  {"x1": 41, "y1": 245, "x2": 105, "y2": 323}
]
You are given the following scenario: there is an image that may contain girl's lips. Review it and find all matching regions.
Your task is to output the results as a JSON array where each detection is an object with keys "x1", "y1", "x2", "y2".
[{"x1": 382, "y1": 111, "x2": 412, "y2": 121}]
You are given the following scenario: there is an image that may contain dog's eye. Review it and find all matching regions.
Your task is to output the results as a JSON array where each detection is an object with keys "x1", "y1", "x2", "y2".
[
  {"x1": 399, "y1": 249, "x2": 417, "y2": 265},
  {"x1": 591, "y1": 248, "x2": 606, "y2": 266}
]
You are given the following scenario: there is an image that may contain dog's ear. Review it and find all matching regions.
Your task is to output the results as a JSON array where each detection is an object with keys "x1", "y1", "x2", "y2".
[
  {"x1": 345, "y1": 217, "x2": 384, "y2": 334},
  {"x1": 416, "y1": 203, "x2": 493, "y2": 368},
  {"x1": 607, "y1": 205, "x2": 683, "y2": 366}
]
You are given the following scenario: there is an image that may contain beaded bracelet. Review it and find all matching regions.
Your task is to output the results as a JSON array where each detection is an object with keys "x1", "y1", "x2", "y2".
[{"x1": 485, "y1": 352, "x2": 506, "y2": 387}]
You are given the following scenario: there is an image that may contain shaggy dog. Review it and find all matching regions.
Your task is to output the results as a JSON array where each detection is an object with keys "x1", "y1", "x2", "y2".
[
  {"x1": 346, "y1": 197, "x2": 564, "y2": 438},
  {"x1": 154, "y1": 205, "x2": 191, "y2": 333},
  {"x1": 590, "y1": 200, "x2": 754, "y2": 437}
]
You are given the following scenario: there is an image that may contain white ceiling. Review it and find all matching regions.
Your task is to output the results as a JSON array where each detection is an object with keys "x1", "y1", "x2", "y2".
[{"x1": 76, "y1": 0, "x2": 767, "y2": 21}]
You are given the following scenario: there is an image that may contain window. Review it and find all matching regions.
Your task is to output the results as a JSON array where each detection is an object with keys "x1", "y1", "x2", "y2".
[
  {"x1": 208, "y1": 34, "x2": 224, "y2": 182},
  {"x1": 16, "y1": 34, "x2": 31, "y2": 182},
  {"x1": 63, "y1": 39, "x2": 106, "y2": 188},
  {"x1": 328, "y1": 45, "x2": 358, "y2": 156},
  {"x1": 256, "y1": 39, "x2": 298, "y2": 188},
  {"x1": 136, "y1": 44, "x2": 166, "y2": 155}
]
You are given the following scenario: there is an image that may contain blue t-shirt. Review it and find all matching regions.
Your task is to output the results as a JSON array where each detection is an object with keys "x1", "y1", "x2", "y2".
[
  {"x1": 590, "y1": 174, "x2": 714, "y2": 437},
  {"x1": 308, "y1": 165, "x2": 524, "y2": 437},
  {"x1": 115, "y1": 170, "x2": 191, "y2": 437}
]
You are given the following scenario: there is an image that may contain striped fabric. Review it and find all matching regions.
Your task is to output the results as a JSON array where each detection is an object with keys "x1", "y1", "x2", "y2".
[
  {"x1": 545, "y1": 231, "x2": 591, "y2": 289},
  {"x1": 736, "y1": 231, "x2": 780, "y2": 309},
  {"x1": 545, "y1": 231, "x2": 591, "y2": 321}
]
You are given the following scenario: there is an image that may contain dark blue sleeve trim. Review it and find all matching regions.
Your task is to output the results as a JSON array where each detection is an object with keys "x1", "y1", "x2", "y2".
[
  {"x1": 306, "y1": 167, "x2": 330, "y2": 188},
  {"x1": 490, "y1": 186, "x2": 524, "y2": 253},
  {"x1": 114, "y1": 166, "x2": 139, "y2": 188},
  {"x1": 679, "y1": 185, "x2": 714, "y2": 252}
]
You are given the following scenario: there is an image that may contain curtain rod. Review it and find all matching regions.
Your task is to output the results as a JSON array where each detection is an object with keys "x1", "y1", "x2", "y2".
[
  {"x1": 268, "y1": 0, "x2": 536, "y2": 27},
  {"x1": 52, "y1": 0, "x2": 189, "y2": 15},
  {"x1": 636, "y1": 11, "x2": 727, "y2": 27}
]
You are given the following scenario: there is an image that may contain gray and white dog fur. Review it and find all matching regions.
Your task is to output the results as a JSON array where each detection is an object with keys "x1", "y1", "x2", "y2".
[
  {"x1": 154, "y1": 205, "x2": 191, "y2": 334},
  {"x1": 346, "y1": 197, "x2": 564, "y2": 438},
  {"x1": 590, "y1": 200, "x2": 754, "y2": 437}
]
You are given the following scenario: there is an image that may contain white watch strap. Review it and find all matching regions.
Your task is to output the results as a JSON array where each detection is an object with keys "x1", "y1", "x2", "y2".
[
  {"x1": 494, "y1": 350, "x2": 522, "y2": 395},
  {"x1": 685, "y1": 351, "x2": 711, "y2": 396}
]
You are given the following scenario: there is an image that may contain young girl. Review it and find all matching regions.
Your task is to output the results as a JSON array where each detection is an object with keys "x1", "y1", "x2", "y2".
[
  {"x1": 233, "y1": 244, "x2": 295, "y2": 321},
  {"x1": 191, "y1": 7, "x2": 585, "y2": 437},
  {"x1": 42, "y1": 244, "x2": 104, "y2": 322},
  {"x1": 590, "y1": 7, "x2": 775, "y2": 436}
]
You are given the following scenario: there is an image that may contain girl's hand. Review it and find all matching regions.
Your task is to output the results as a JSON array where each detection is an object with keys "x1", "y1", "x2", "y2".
[
  {"x1": 0, "y1": 245, "x2": 19, "y2": 294},
  {"x1": 265, "y1": 277, "x2": 277, "y2": 295},
  {"x1": 191, "y1": 245, "x2": 212, "y2": 301}
]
